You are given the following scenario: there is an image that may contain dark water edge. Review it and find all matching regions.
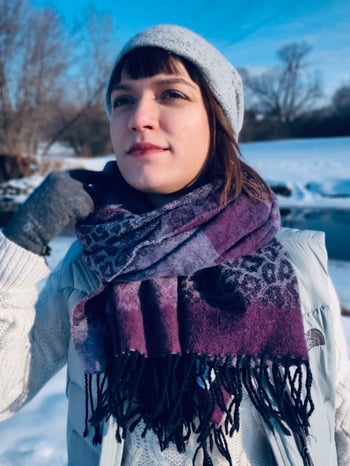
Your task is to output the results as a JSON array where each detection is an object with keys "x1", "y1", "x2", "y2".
[
  {"x1": 1, "y1": 208, "x2": 349, "y2": 261},
  {"x1": 281, "y1": 207, "x2": 350, "y2": 261}
]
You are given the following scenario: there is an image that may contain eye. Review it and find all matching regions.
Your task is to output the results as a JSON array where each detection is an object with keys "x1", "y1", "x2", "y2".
[
  {"x1": 161, "y1": 89, "x2": 187, "y2": 100},
  {"x1": 111, "y1": 95, "x2": 135, "y2": 109}
]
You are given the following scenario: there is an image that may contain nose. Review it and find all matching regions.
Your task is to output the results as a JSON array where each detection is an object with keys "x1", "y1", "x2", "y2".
[{"x1": 128, "y1": 97, "x2": 159, "y2": 132}]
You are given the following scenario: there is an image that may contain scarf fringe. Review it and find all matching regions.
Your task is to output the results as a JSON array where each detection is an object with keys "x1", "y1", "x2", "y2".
[{"x1": 83, "y1": 352, "x2": 314, "y2": 465}]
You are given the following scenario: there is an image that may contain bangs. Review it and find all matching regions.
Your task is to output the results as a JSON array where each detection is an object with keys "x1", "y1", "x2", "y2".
[{"x1": 110, "y1": 46, "x2": 200, "y2": 85}]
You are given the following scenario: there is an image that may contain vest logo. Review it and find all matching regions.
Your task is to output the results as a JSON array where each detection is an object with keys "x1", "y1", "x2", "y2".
[{"x1": 305, "y1": 328, "x2": 325, "y2": 350}]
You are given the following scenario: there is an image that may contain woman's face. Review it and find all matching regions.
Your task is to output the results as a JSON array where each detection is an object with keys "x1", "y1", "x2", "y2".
[{"x1": 109, "y1": 60, "x2": 211, "y2": 195}]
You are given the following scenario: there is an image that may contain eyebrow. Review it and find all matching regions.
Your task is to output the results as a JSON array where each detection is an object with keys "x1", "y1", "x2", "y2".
[{"x1": 111, "y1": 76, "x2": 198, "y2": 92}]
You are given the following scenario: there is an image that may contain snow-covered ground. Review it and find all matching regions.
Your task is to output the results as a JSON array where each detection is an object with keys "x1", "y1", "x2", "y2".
[
  {"x1": 242, "y1": 137, "x2": 350, "y2": 209},
  {"x1": 0, "y1": 136, "x2": 349, "y2": 466}
]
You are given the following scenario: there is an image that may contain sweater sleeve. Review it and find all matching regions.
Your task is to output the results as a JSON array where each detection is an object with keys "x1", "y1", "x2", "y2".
[
  {"x1": 0, "y1": 232, "x2": 70, "y2": 420},
  {"x1": 329, "y1": 278, "x2": 350, "y2": 465}
]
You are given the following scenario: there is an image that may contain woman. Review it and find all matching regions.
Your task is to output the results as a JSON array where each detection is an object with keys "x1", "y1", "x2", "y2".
[{"x1": 0, "y1": 24, "x2": 349, "y2": 466}]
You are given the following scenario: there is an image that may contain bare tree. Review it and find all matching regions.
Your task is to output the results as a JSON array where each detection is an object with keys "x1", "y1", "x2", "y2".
[
  {"x1": 243, "y1": 42, "x2": 323, "y2": 125},
  {"x1": 0, "y1": 1, "x2": 117, "y2": 158},
  {"x1": 50, "y1": 101, "x2": 112, "y2": 157},
  {"x1": 42, "y1": 9, "x2": 117, "y2": 156},
  {"x1": 0, "y1": 0, "x2": 69, "y2": 155},
  {"x1": 0, "y1": 0, "x2": 25, "y2": 153}
]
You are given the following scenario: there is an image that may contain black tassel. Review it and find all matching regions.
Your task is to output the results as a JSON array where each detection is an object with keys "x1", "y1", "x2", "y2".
[
  {"x1": 83, "y1": 374, "x2": 90, "y2": 438},
  {"x1": 213, "y1": 426, "x2": 233, "y2": 465},
  {"x1": 82, "y1": 353, "x2": 314, "y2": 466}
]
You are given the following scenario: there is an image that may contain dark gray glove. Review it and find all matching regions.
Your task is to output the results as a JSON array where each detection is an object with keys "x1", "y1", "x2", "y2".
[{"x1": 3, "y1": 170, "x2": 99, "y2": 255}]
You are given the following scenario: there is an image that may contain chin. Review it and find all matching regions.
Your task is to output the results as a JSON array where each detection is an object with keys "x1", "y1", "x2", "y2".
[
  {"x1": 127, "y1": 180, "x2": 176, "y2": 195},
  {"x1": 139, "y1": 186, "x2": 176, "y2": 195}
]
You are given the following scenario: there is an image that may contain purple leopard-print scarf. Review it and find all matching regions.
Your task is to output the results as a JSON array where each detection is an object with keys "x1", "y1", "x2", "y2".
[{"x1": 71, "y1": 168, "x2": 314, "y2": 466}]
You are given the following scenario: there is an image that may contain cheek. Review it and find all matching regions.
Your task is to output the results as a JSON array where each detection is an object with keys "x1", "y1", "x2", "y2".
[
  {"x1": 202, "y1": 116, "x2": 211, "y2": 148},
  {"x1": 109, "y1": 120, "x2": 124, "y2": 152},
  {"x1": 174, "y1": 110, "x2": 209, "y2": 142},
  {"x1": 189, "y1": 112, "x2": 211, "y2": 154}
]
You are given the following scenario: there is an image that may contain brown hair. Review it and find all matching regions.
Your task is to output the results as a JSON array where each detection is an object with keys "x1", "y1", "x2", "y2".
[{"x1": 108, "y1": 46, "x2": 272, "y2": 204}]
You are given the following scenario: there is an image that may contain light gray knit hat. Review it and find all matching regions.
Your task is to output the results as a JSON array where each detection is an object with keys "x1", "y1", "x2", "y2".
[{"x1": 106, "y1": 24, "x2": 244, "y2": 136}]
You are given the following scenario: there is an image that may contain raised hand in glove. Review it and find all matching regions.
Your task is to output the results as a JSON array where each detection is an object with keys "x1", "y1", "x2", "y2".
[{"x1": 3, "y1": 168, "x2": 112, "y2": 256}]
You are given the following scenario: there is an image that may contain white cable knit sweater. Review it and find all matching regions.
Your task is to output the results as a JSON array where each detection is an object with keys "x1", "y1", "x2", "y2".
[{"x1": 1, "y1": 229, "x2": 350, "y2": 466}]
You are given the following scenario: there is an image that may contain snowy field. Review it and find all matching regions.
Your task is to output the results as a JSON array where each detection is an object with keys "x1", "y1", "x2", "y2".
[
  {"x1": 0, "y1": 136, "x2": 349, "y2": 465},
  {"x1": 242, "y1": 137, "x2": 350, "y2": 209}
]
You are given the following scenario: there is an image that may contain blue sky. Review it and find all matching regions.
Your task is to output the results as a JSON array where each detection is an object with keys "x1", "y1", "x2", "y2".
[{"x1": 32, "y1": 0, "x2": 350, "y2": 100}]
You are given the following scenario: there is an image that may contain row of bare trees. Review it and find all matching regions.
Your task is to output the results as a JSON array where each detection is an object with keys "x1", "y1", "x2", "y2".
[
  {"x1": 1, "y1": 0, "x2": 349, "y2": 159},
  {"x1": 0, "y1": 0, "x2": 67, "y2": 154},
  {"x1": 0, "y1": 0, "x2": 115, "y2": 157},
  {"x1": 239, "y1": 42, "x2": 349, "y2": 141}
]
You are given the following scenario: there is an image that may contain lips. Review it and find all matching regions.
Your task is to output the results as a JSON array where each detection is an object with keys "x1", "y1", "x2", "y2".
[{"x1": 127, "y1": 142, "x2": 168, "y2": 156}]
